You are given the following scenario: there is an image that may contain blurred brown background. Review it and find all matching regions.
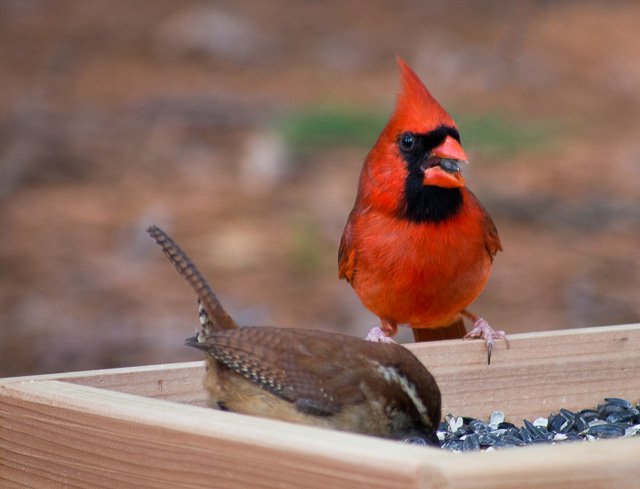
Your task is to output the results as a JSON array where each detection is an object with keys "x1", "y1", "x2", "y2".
[{"x1": 1, "y1": 1, "x2": 639, "y2": 377}]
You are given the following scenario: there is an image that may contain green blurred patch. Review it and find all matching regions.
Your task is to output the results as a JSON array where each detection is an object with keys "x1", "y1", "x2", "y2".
[
  {"x1": 275, "y1": 106, "x2": 388, "y2": 152},
  {"x1": 287, "y1": 214, "x2": 332, "y2": 276},
  {"x1": 276, "y1": 105, "x2": 554, "y2": 159},
  {"x1": 453, "y1": 112, "x2": 554, "y2": 158}
]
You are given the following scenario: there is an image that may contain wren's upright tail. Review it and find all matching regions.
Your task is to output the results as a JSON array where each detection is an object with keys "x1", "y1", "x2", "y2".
[
  {"x1": 412, "y1": 317, "x2": 466, "y2": 342},
  {"x1": 147, "y1": 226, "x2": 238, "y2": 333}
]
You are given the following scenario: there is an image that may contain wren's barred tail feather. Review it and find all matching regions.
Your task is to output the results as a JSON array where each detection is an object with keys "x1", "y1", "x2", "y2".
[{"x1": 147, "y1": 226, "x2": 237, "y2": 332}]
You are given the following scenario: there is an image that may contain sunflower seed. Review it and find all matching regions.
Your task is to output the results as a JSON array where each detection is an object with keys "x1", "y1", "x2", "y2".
[
  {"x1": 606, "y1": 408, "x2": 639, "y2": 424},
  {"x1": 604, "y1": 398, "x2": 633, "y2": 410},
  {"x1": 489, "y1": 411, "x2": 505, "y2": 429},
  {"x1": 463, "y1": 434, "x2": 481, "y2": 451},
  {"x1": 587, "y1": 423, "x2": 626, "y2": 438}
]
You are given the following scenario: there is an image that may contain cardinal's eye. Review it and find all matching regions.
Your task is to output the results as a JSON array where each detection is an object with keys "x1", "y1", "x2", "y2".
[{"x1": 400, "y1": 132, "x2": 415, "y2": 152}]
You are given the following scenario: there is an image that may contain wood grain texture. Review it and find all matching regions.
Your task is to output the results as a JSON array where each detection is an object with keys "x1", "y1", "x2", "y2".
[
  {"x1": 0, "y1": 381, "x2": 431, "y2": 489},
  {"x1": 1, "y1": 380, "x2": 639, "y2": 489},
  {"x1": 2, "y1": 324, "x2": 640, "y2": 488},
  {"x1": 2, "y1": 361, "x2": 207, "y2": 405},
  {"x1": 408, "y1": 323, "x2": 640, "y2": 425}
]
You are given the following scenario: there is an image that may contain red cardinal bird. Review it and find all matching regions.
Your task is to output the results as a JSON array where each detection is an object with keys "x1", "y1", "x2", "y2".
[{"x1": 339, "y1": 57, "x2": 506, "y2": 363}]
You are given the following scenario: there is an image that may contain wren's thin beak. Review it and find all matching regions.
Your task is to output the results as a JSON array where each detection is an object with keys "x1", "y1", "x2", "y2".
[{"x1": 423, "y1": 136, "x2": 467, "y2": 188}]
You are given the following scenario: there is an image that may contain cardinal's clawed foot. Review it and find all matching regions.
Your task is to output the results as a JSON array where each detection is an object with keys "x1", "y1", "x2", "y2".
[{"x1": 462, "y1": 310, "x2": 508, "y2": 364}]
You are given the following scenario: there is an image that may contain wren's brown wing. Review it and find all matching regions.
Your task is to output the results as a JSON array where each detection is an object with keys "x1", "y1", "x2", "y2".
[{"x1": 187, "y1": 327, "x2": 373, "y2": 416}]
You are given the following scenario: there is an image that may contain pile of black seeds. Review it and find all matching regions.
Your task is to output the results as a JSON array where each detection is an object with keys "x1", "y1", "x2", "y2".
[{"x1": 437, "y1": 398, "x2": 640, "y2": 451}]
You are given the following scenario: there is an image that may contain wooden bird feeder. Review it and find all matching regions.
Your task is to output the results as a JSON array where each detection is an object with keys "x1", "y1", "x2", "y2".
[{"x1": 1, "y1": 324, "x2": 639, "y2": 488}]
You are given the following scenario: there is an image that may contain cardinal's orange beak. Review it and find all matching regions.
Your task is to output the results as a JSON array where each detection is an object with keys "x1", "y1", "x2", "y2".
[
  {"x1": 432, "y1": 135, "x2": 468, "y2": 162},
  {"x1": 423, "y1": 135, "x2": 467, "y2": 188}
]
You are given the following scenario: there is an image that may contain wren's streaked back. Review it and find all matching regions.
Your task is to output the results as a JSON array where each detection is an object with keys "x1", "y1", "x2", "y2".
[{"x1": 148, "y1": 225, "x2": 441, "y2": 445}]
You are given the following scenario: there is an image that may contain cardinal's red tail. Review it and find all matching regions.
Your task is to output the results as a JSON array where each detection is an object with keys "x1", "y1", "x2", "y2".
[{"x1": 412, "y1": 317, "x2": 466, "y2": 342}]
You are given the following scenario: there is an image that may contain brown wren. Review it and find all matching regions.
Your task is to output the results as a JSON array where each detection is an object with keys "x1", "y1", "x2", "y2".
[{"x1": 148, "y1": 225, "x2": 441, "y2": 445}]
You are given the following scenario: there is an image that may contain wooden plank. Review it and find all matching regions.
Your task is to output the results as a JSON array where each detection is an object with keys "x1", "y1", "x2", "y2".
[
  {"x1": 0, "y1": 380, "x2": 431, "y2": 489},
  {"x1": 407, "y1": 323, "x2": 640, "y2": 424},
  {"x1": 1, "y1": 380, "x2": 639, "y2": 489},
  {"x1": 1, "y1": 362, "x2": 207, "y2": 406}
]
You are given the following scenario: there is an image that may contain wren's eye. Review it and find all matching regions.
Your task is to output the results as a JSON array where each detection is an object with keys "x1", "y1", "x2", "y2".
[{"x1": 400, "y1": 132, "x2": 415, "y2": 152}]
